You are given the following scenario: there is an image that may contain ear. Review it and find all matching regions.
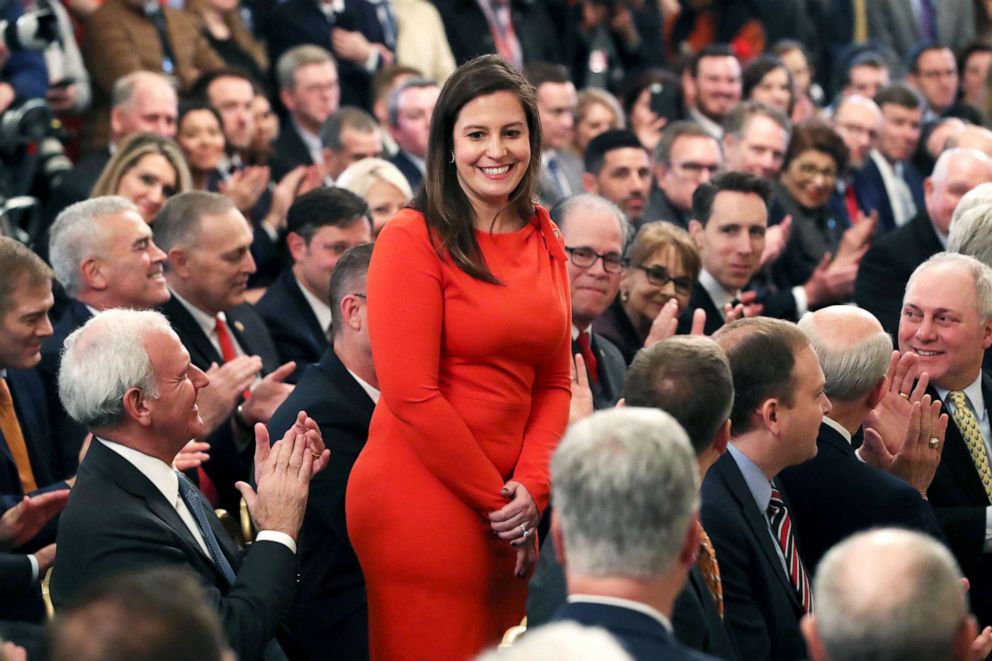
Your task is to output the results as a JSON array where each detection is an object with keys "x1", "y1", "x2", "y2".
[
  {"x1": 801, "y1": 616, "x2": 828, "y2": 661},
  {"x1": 688, "y1": 219, "x2": 704, "y2": 247},
  {"x1": 923, "y1": 177, "x2": 933, "y2": 201},
  {"x1": 654, "y1": 161, "x2": 669, "y2": 184},
  {"x1": 286, "y1": 231, "x2": 308, "y2": 264},
  {"x1": 80, "y1": 257, "x2": 107, "y2": 292},
  {"x1": 722, "y1": 133, "x2": 736, "y2": 156},
  {"x1": 677, "y1": 513, "x2": 701, "y2": 569},
  {"x1": 339, "y1": 294, "x2": 363, "y2": 332},
  {"x1": 982, "y1": 315, "x2": 992, "y2": 351},
  {"x1": 551, "y1": 509, "x2": 566, "y2": 566},
  {"x1": 279, "y1": 87, "x2": 295, "y2": 113},
  {"x1": 581, "y1": 172, "x2": 598, "y2": 194},
  {"x1": 167, "y1": 247, "x2": 190, "y2": 279},
  {"x1": 121, "y1": 386, "x2": 153, "y2": 427},
  {"x1": 109, "y1": 106, "x2": 125, "y2": 139},
  {"x1": 614, "y1": 397, "x2": 625, "y2": 408},
  {"x1": 866, "y1": 375, "x2": 888, "y2": 410},
  {"x1": 713, "y1": 419, "x2": 731, "y2": 455},
  {"x1": 760, "y1": 397, "x2": 781, "y2": 435},
  {"x1": 681, "y1": 69, "x2": 696, "y2": 99}
]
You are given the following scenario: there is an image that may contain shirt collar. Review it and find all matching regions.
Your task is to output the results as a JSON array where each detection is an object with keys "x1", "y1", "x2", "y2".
[
  {"x1": 293, "y1": 119, "x2": 325, "y2": 166},
  {"x1": 566, "y1": 595, "x2": 672, "y2": 632},
  {"x1": 170, "y1": 288, "x2": 226, "y2": 339},
  {"x1": 728, "y1": 443, "x2": 772, "y2": 513},
  {"x1": 937, "y1": 372, "x2": 986, "y2": 421},
  {"x1": 401, "y1": 149, "x2": 426, "y2": 173},
  {"x1": 294, "y1": 275, "x2": 333, "y2": 333},
  {"x1": 698, "y1": 269, "x2": 738, "y2": 319},
  {"x1": 687, "y1": 107, "x2": 723, "y2": 140},
  {"x1": 821, "y1": 415, "x2": 852, "y2": 444},
  {"x1": 346, "y1": 367, "x2": 380, "y2": 403},
  {"x1": 98, "y1": 438, "x2": 181, "y2": 506}
]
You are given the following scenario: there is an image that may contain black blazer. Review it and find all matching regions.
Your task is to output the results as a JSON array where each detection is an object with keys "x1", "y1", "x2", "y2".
[
  {"x1": 672, "y1": 564, "x2": 739, "y2": 660},
  {"x1": 267, "y1": 349, "x2": 375, "y2": 660},
  {"x1": 927, "y1": 377, "x2": 992, "y2": 627},
  {"x1": 777, "y1": 421, "x2": 945, "y2": 574},
  {"x1": 159, "y1": 296, "x2": 280, "y2": 508},
  {"x1": 643, "y1": 186, "x2": 690, "y2": 229},
  {"x1": 854, "y1": 210, "x2": 942, "y2": 336},
  {"x1": 389, "y1": 149, "x2": 423, "y2": 193},
  {"x1": 255, "y1": 270, "x2": 329, "y2": 384},
  {"x1": 677, "y1": 283, "x2": 725, "y2": 337},
  {"x1": 269, "y1": 124, "x2": 315, "y2": 182},
  {"x1": 592, "y1": 297, "x2": 643, "y2": 366},
  {"x1": 572, "y1": 332, "x2": 626, "y2": 411},
  {"x1": 552, "y1": 601, "x2": 719, "y2": 661},
  {"x1": 851, "y1": 156, "x2": 926, "y2": 235},
  {"x1": 0, "y1": 551, "x2": 43, "y2": 623},
  {"x1": 700, "y1": 453, "x2": 807, "y2": 661},
  {"x1": 50, "y1": 440, "x2": 296, "y2": 661}
]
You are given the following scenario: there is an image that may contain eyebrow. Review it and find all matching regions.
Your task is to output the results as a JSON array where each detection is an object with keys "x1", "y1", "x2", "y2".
[{"x1": 461, "y1": 121, "x2": 526, "y2": 131}]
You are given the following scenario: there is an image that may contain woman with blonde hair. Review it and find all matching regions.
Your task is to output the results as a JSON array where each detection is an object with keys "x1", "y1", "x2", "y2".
[
  {"x1": 571, "y1": 88, "x2": 625, "y2": 157},
  {"x1": 335, "y1": 157, "x2": 413, "y2": 237},
  {"x1": 91, "y1": 132, "x2": 192, "y2": 223}
]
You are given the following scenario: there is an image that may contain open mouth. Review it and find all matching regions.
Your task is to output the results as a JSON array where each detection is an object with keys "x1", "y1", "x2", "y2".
[
  {"x1": 480, "y1": 164, "x2": 512, "y2": 177},
  {"x1": 911, "y1": 348, "x2": 943, "y2": 357}
]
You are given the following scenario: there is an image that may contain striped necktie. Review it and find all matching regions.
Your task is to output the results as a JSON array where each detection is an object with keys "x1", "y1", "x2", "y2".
[
  {"x1": 948, "y1": 391, "x2": 992, "y2": 502},
  {"x1": 767, "y1": 485, "x2": 812, "y2": 614}
]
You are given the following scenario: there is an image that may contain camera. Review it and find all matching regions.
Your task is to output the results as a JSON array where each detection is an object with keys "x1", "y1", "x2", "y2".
[{"x1": 0, "y1": 7, "x2": 59, "y2": 52}]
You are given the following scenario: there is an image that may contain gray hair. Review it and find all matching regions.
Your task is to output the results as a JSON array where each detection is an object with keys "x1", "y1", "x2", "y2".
[
  {"x1": 814, "y1": 528, "x2": 968, "y2": 661},
  {"x1": 153, "y1": 191, "x2": 235, "y2": 254},
  {"x1": 58, "y1": 309, "x2": 173, "y2": 428},
  {"x1": 949, "y1": 204, "x2": 992, "y2": 266},
  {"x1": 551, "y1": 407, "x2": 699, "y2": 578},
  {"x1": 49, "y1": 196, "x2": 139, "y2": 297},
  {"x1": 387, "y1": 77, "x2": 439, "y2": 127},
  {"x1": 798, "y1": 308, "x2": 892, "y2": 401},
  {"x1": 906, "y1": 252, "x2": 992, "y2": 320},
  {"x1": 320, "y1": 106, "x2": 379, "y2": 151},
  {"x1": 950, "y1": 182, "x2": 992, "y2": 228},
  {"x1": 550, "y1": 193, "x2": 631, "y2": 247},
  {"x1": 275, "y1": 45, "x2": 335, "y2": 92},
  {"x1": 475, "y1": 623, "x2": 632, "y2": 661},
  {"x1": 111, "y1": 71, "x2": 176, "y2": 110},
  {"x1": 722, "y1": 100, "x2": 792, "y2": 141}
]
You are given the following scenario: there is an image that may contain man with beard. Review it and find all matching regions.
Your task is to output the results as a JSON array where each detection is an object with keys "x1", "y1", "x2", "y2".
[
  {"x1": 681, "y1": 44, "x2": 742, "y2": 141},
  {"x1": 582, "y1": 130, "x2": 651, "y2": 229}
]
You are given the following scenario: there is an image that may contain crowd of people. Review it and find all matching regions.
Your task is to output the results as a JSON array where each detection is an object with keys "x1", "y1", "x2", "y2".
[{"x1": 7, "y1": 0, "x2": 992, "y2": 660}]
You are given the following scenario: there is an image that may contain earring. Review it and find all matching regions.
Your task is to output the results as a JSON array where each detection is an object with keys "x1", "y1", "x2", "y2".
[
  {"x1": 449, "y1": 151, "x2": 455, "y2": 164},
  {"x1": 620, "y1": 291, "x2": 629, "y2": 303}
]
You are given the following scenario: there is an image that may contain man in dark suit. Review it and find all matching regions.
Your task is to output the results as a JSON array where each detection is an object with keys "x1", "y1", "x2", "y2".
[
  {"x1": 851, "y1": 83, "x2": 927, "y2": 234},
  {"x1": 50, "y1": 308, "x2": 329, "y2": 661},
  {"x1": 153, "y1": 192, "x2": 296, "y2": 510},
  {"x1": 268, "y1": 244, "x2": 375, "y2": 660},
  {"x1": 385, "y1": 78, "x2": 438, "y2": 193},
  {"x1": 257, "y1": 188, "x2": 372, "y2": 383},
  {"x1": 703, "y1": 317, "x2": 831, "y2": 660},
  {"x1": 270, "y1": 46, "x2": 341, "y2": 181},
  {"x1": 779, "y1": 306, "x2": 948, "y2": 574},
  {"x1": 898, "y1": 252, "x2": 992, "y2": 628},
  {"x1": 856, "y1": 148, "x2": 992, "y2": 335},
  {"x1": 548, "y1": 407, "x2": 718, "y2": 661},
  {"x1": 525, "y1": 63, "x2": 583, "y2": 207},
  {"x1": 645, "y1": 121, "x2": 723, "y2": 230}
]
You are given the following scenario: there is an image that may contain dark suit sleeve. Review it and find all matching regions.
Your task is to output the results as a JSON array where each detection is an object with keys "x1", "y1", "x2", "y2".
[
  {"x1": 853, "y1": 241, "x2": 903, "y2": 335},
  {"x1": 0, "y1": 552, "x2": 34, "y2": 598}
]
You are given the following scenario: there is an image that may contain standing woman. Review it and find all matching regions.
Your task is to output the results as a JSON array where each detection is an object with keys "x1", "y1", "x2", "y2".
[{"x1": 347, "y1": 55, "x2": 571, "y2": 660}]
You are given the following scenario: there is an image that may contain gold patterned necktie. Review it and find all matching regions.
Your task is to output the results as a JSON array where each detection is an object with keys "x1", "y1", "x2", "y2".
[
  {"x1": 696, "y1": 522, "x2": 724, "y2": 617},
  {"x1": 0, "y1": 378, "x2": 37, "y2": 492},
  {"x1": 948, "y1": 391, "x2": 992, "y2": 503},
  {"x1": 852, "y1": 0, "x2": 868, "y2": 43}
]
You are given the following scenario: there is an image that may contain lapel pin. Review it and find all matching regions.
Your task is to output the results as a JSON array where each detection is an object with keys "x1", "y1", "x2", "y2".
[{"x1": 233, "y1": 320, "x2": 245, "y2": 333}]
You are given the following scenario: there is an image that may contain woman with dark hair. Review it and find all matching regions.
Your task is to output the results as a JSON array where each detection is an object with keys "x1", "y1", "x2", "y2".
[
  {"x1": 347, "y1": 54, "x2": 570, "y2": 659},
  {"x1": 176, "y1": 101, "x2": 226, "y2": 191},
  {"x1": 742, "y1": 54, "x2": 795, "y2": 117},
  {"x1": 619, "y1": 68, "x2": 679, "y2": 153}
]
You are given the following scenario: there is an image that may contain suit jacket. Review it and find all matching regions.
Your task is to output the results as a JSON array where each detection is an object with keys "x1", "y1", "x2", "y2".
[
  {"x1": 269, "y1": 124, "x2": 316, "y2": 182},
  {"x1": 552, "y1": 601, "x2": 719, "y2": 661},
  {"x1": 159, "y1": 296, "x2": 280, "y2": 508},
  {"x1": 592, "y1": 297, "x2": 643, "y2": 366},
  {"x1": 777, "y1": 421, "x2": 946, "y2": 575},
  {"x1": 393, "y1": 0, "x2": 456, "y2": 84},
  {"x1": 867, "y1": 0, "x2": 974, "y2": 75},
  {"x1": 255, "y1": 270, "x2": 329, "y2": 384},
  {"x1": 927, "y1": 377, "x2": 992, "y2": 627},
  {"x1": 643, "y1": 185, "x2": 690, "y2": 229},
  {"x1": 537, "y1": 149, "x2": 584, "y2": 208},
  {"x1": 267, "y1": 348, "x2": 375, "y2": 660},
  {"x1": 264, "y1": 0, "x2": 390, "y2": 108},
  {"x1": 0, "y1": 552, "x2": 42, "y2": 623},
  {"x1": 851, "y1": 156, "x2": 926, "y2": 236},
  {"x1": 389, "y1": 149, "x2": 424, "y2": 193},
  {"x1": 431, "y1": 0, "x2": 565, "y2": 67},
  {"x1": 672, "y1": 565, "x2": 739, "y2": 660},
  {"x1": 677, "y1": 283, "x2": 725, "y2": 337},
  {"x1": 854, "y1": 210, "x2": 942, "y2": 336},
  {"x1": 50, "y1": 440, "x2": 296, "y2": 661},
  {"x1": 573, "y1": 332, "x2": 625, "y2": 411},
  {"x1": 701, "y1": 453, "x2": 807, "y2": 661}
]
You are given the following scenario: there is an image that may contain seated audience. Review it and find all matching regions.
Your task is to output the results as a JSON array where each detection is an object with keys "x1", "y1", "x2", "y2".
[
  {"x1": 646, "y1": 121, "x2": 723, "y2": 229},
  {"x1": 90, "y1": 132, "x2": 192, "y2": 224},
  {"x1": 335, "y1": 157, "x2": 413, "y2": 238},
  {"x1": 386, "y1": 77, "x2": 440, "y2": 193},
  {"x1": 177, "y1": 102, "x2": 227, "y2": 191},
  {"x1": 742, "y1": 54, "x2": 795, "y2": 117},
  {"x1": 582, "y1": 129, "x2": 652, "y2": 229},
  {"x1": 594, "y1": 222, "x2": 700, "y2": 365},
  {"x1": 681, "y1": 45, "x2": 743, "y2": 140},
  {"x1": 50, "y1": 308, "x2": 329, "y2": 661},
  {"x1": 267, "y1": 244, "x2": 376, "y2": 660},
  {"x1": 571, "y1": 88, "x2": 625, "y2": 159},
  {"x1": 320, "y1": 107, "x2": 384, "y2": 185},
  {"x1": 549, "y1": 407, "x2": 716, "y2": 661}
]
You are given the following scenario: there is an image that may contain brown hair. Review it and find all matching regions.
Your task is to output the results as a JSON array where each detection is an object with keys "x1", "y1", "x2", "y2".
[
  {"x1": 625, "y1": 222, "x2": 701, "y2": 282},
  {"x1": 0, "y1": 237, "x2": 52, "y2": 315},
  {"x1": 415, "y1": 55, "x2": 542, "y2": 283},
  {"x1": 91, "y1": 132, "x2": 192, "y2": 199}
]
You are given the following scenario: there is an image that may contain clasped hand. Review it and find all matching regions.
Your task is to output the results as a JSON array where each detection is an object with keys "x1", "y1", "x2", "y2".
[{"x1": 488, "y1": 480, "x2": 538, "y2": 579}]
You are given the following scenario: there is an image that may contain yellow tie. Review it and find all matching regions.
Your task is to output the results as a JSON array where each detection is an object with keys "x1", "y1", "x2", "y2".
[
  {"x1": 0, "y1": 377, "x2": 37, "y2": 493},
  {"x1": 948, "y1": 391, "x2": 992, "y2": 503},
  {"x1": 852, "y1": 0, "x2": 868, "y2": 43}
]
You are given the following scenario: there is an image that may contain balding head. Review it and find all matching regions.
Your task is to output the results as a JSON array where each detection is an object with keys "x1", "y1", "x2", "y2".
[
  {"x1": 805, "y1": 529, "x2": 974, "y2": 661},
  {"x1": 798, "y1": 307, "x2": 891, "y2": 403},
  {"x1": 110, "y1": 72, "x2": 178, "y2": 144},
  {"x1": 832, "y1": 95, "x2": 882, "y2": 168},
  {"x1": 925, "y1": 148, "x2": 992, "y2": 236},
  {"x1": 945, "y1": 124, "x2": 992, "y2": 158}
]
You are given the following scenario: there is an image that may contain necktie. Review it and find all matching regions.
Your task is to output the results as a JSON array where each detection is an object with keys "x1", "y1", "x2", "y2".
[
  {"x1": 177, "y1": 472, "x2": 238, "y2": 587},
  {"x1": 767, "y1": 485, "x2": 812, "y2": 615},
  {"x1": 845, "y1": 183, "x2": 861, "y2": 222},
  {"x1": 696, "y1": 522, "x2": 724, "y2": 617},
  {"x1": 948, "y1": 391, "x2": 992, "y2": 503},
  {"x1": 919, "y1": 0, "x2": 937, "y2": 42},
  {"x1": 852, "y1": 0, "x2": 868, "y2": 43},
  {"x1": 576, "y1": 331, "x2": 599, "y2": 385},
  {"x1": 0, "y1": 378, "x2": 37, "y2": 493},
  {"x1": 215, "y1": 315, "x2": 251, "y2": 401}
]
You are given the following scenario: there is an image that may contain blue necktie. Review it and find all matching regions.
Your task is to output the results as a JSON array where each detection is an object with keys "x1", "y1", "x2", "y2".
[{"x1": 176, "y1": 472, "x2": 238, "y2": 587}]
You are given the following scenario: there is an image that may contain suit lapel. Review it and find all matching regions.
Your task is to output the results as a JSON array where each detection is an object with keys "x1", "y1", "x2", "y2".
[
  {"x1": 284, "y1": 274, "x2": 327, "y2": 349},
  {"x1": 160, "y1": 297, "x2": 223, "y2": 368}
]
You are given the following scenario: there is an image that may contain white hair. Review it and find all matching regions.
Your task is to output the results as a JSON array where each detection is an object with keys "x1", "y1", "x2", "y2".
[
  {"x1": 551, "y1": 193, "x2": 632, "y2": 247},
  {"x1": 948, "y1": 187, "x2": 992, "y2": 266},
  {"x1": 798, "y1": 308, "x2": 891, "y2": 401},
  {"x1": 814, "y1": 528, "x2": 968, "y2": 661},
  {"x1": 474, "y1": 623, "x2": 632, "y2": 661},
  {"x1": 49, "y1": 196, "x2": 139, "y2": 296},
  {"x1": 551, "y1": 407, "x2": 699, "y2": 578},
  {"x1": 335, "y1": 157, "x2": 413, "y2": 200},
  {"x1": 59, "y1": 309, "x2": 173, "y2": 428},
  {"x1": 905, "y1": 252, "x2": 992, "y2": 320}
]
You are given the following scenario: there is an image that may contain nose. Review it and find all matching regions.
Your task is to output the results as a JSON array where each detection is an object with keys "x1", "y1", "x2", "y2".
[
  {"x1": 150, "y1": 240, "x2": 167, "y2": 262},
  {"x1": 699, "y1": 167, "x2": 714, "y2": 184},
  {"x1": 147, "y1": 185, "x2": 165, "y2": 205},
  {"x1": 486, "y1": 134, "x2": 508, "y2": 158},
  {"x1": 915, "y1": 315, "x2": 938, "y2": 341},
  {"x1": 242, "y1": 249, "x2": 257, "y2": 275},
  {"x1": 191, "y1": 365, "x2": 210, "y2": 389},
  {"x1": 37, "y1": 314, "x2": 53, "y2": 338}
]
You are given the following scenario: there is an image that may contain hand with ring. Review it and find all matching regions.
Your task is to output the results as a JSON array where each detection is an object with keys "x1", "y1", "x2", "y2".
[
  {"x1": 862, "y1": 394, "x2": 948, "y2": 498},
  {"x1": 488, "y1": 480, "x2": 539, "y2": 546},
  {"x1": 864, "y1": 350, "x2": 929, "y2": 458}
]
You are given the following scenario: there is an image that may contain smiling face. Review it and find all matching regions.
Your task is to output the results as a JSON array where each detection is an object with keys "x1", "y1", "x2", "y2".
[
  {"x1": 693, "y1": 55, "x2": 742, "y2": 121},
  {"x1": 116, "y1": 153, "x2": 178, "y2": 223},
  {"x1": 143, "y1": 328, "x2": 209, "y2": 449},
  {"x1": 0, "y1": 280, "x2": 53, "y2": 370},
  {"x1": 690, "y1": 190, "x2": 767, "y2": 292},
  {"x1": 365, "y1": 179, "x2": 409, "y2": 237},
  {"x1": 561, "y1": 205, "x2": 624, "y2": 330},
  {"x1": 452, "y1": 90, "x2": 531, "y2": 221},
  {"x1": 177, "y1": 109, "x2": 226, "y2": 174},
  {"x1": 898, "y1": 262, "x2": 992, "y2": 391},
  {"x1": 575, "y1": 101, "x2": 619, "y2": 153},
  {"x1": 92, "y1": 210, "x2": 170, "y2": 309},
  {"x1": 621, "y1": 245, "x2": 693, "y2": 325},
  {"x1": 878, "y1": 102, "x2": 923, "y2": 163},
  {"x1": 590, "y1": 147, "x2": 652, "y2": 223},
  {"x1": 725, "y1": 115, "x2": 789, "y2": 179},
  {"x1": 782, "y1": 149, "x2": 839, "y2": 210},
  {"x1": 749, "y1": 66, "x2": 792, "y2": 114}
]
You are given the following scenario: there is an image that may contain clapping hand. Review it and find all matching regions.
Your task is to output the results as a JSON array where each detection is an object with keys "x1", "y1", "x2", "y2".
[
  {"x1": 864, "y1": 351, "x2": 928, "y2": 456},
  {"x1": 861, "y1": 395, "x2": 947, "y2": 498},
  {"x1": 0, "y1": 490, "x2": 70, "y2": 550}
]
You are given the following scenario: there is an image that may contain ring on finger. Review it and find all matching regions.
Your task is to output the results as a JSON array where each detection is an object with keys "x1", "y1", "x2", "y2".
[
  {"x1": 899, "y1": 392, "x2": 910, "y2": 400},
  {"x1": 929, "y1": 437, "x2": 939, "y2": 449}
]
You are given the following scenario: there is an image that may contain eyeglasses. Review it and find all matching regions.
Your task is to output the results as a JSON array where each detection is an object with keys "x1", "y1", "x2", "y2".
[
  {"x1": 565, "y1": 247, "x2": 624, "y2": 274},
  {"x1": 794, "y1": 162, "x2": 837, "y2": 180},
  {"x1": 631, "y1": 263, "x2": 693, "y2": 293},
  {"x1": 670, "y1": 161, "x2": 721, "y2": 178}
]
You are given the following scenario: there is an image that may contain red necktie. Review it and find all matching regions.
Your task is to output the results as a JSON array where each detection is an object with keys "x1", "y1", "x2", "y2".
[
  {"x1": 845, "y1": 184, "x2": 861, "y2": 222},
  {"x1": 576, "y1": 331, "x2": 599, "y2": 385},
  {"x1": 215, "y1": 316, "x2": 251, "y2": 401},
  {"x1": 767, "y1": 486, "x2": 812, "y2": 615}
]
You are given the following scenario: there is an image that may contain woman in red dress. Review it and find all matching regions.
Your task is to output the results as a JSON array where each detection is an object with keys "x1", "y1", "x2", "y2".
[{"x1": 346, "y1": 55, "x2": 572, "y2": 660}]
